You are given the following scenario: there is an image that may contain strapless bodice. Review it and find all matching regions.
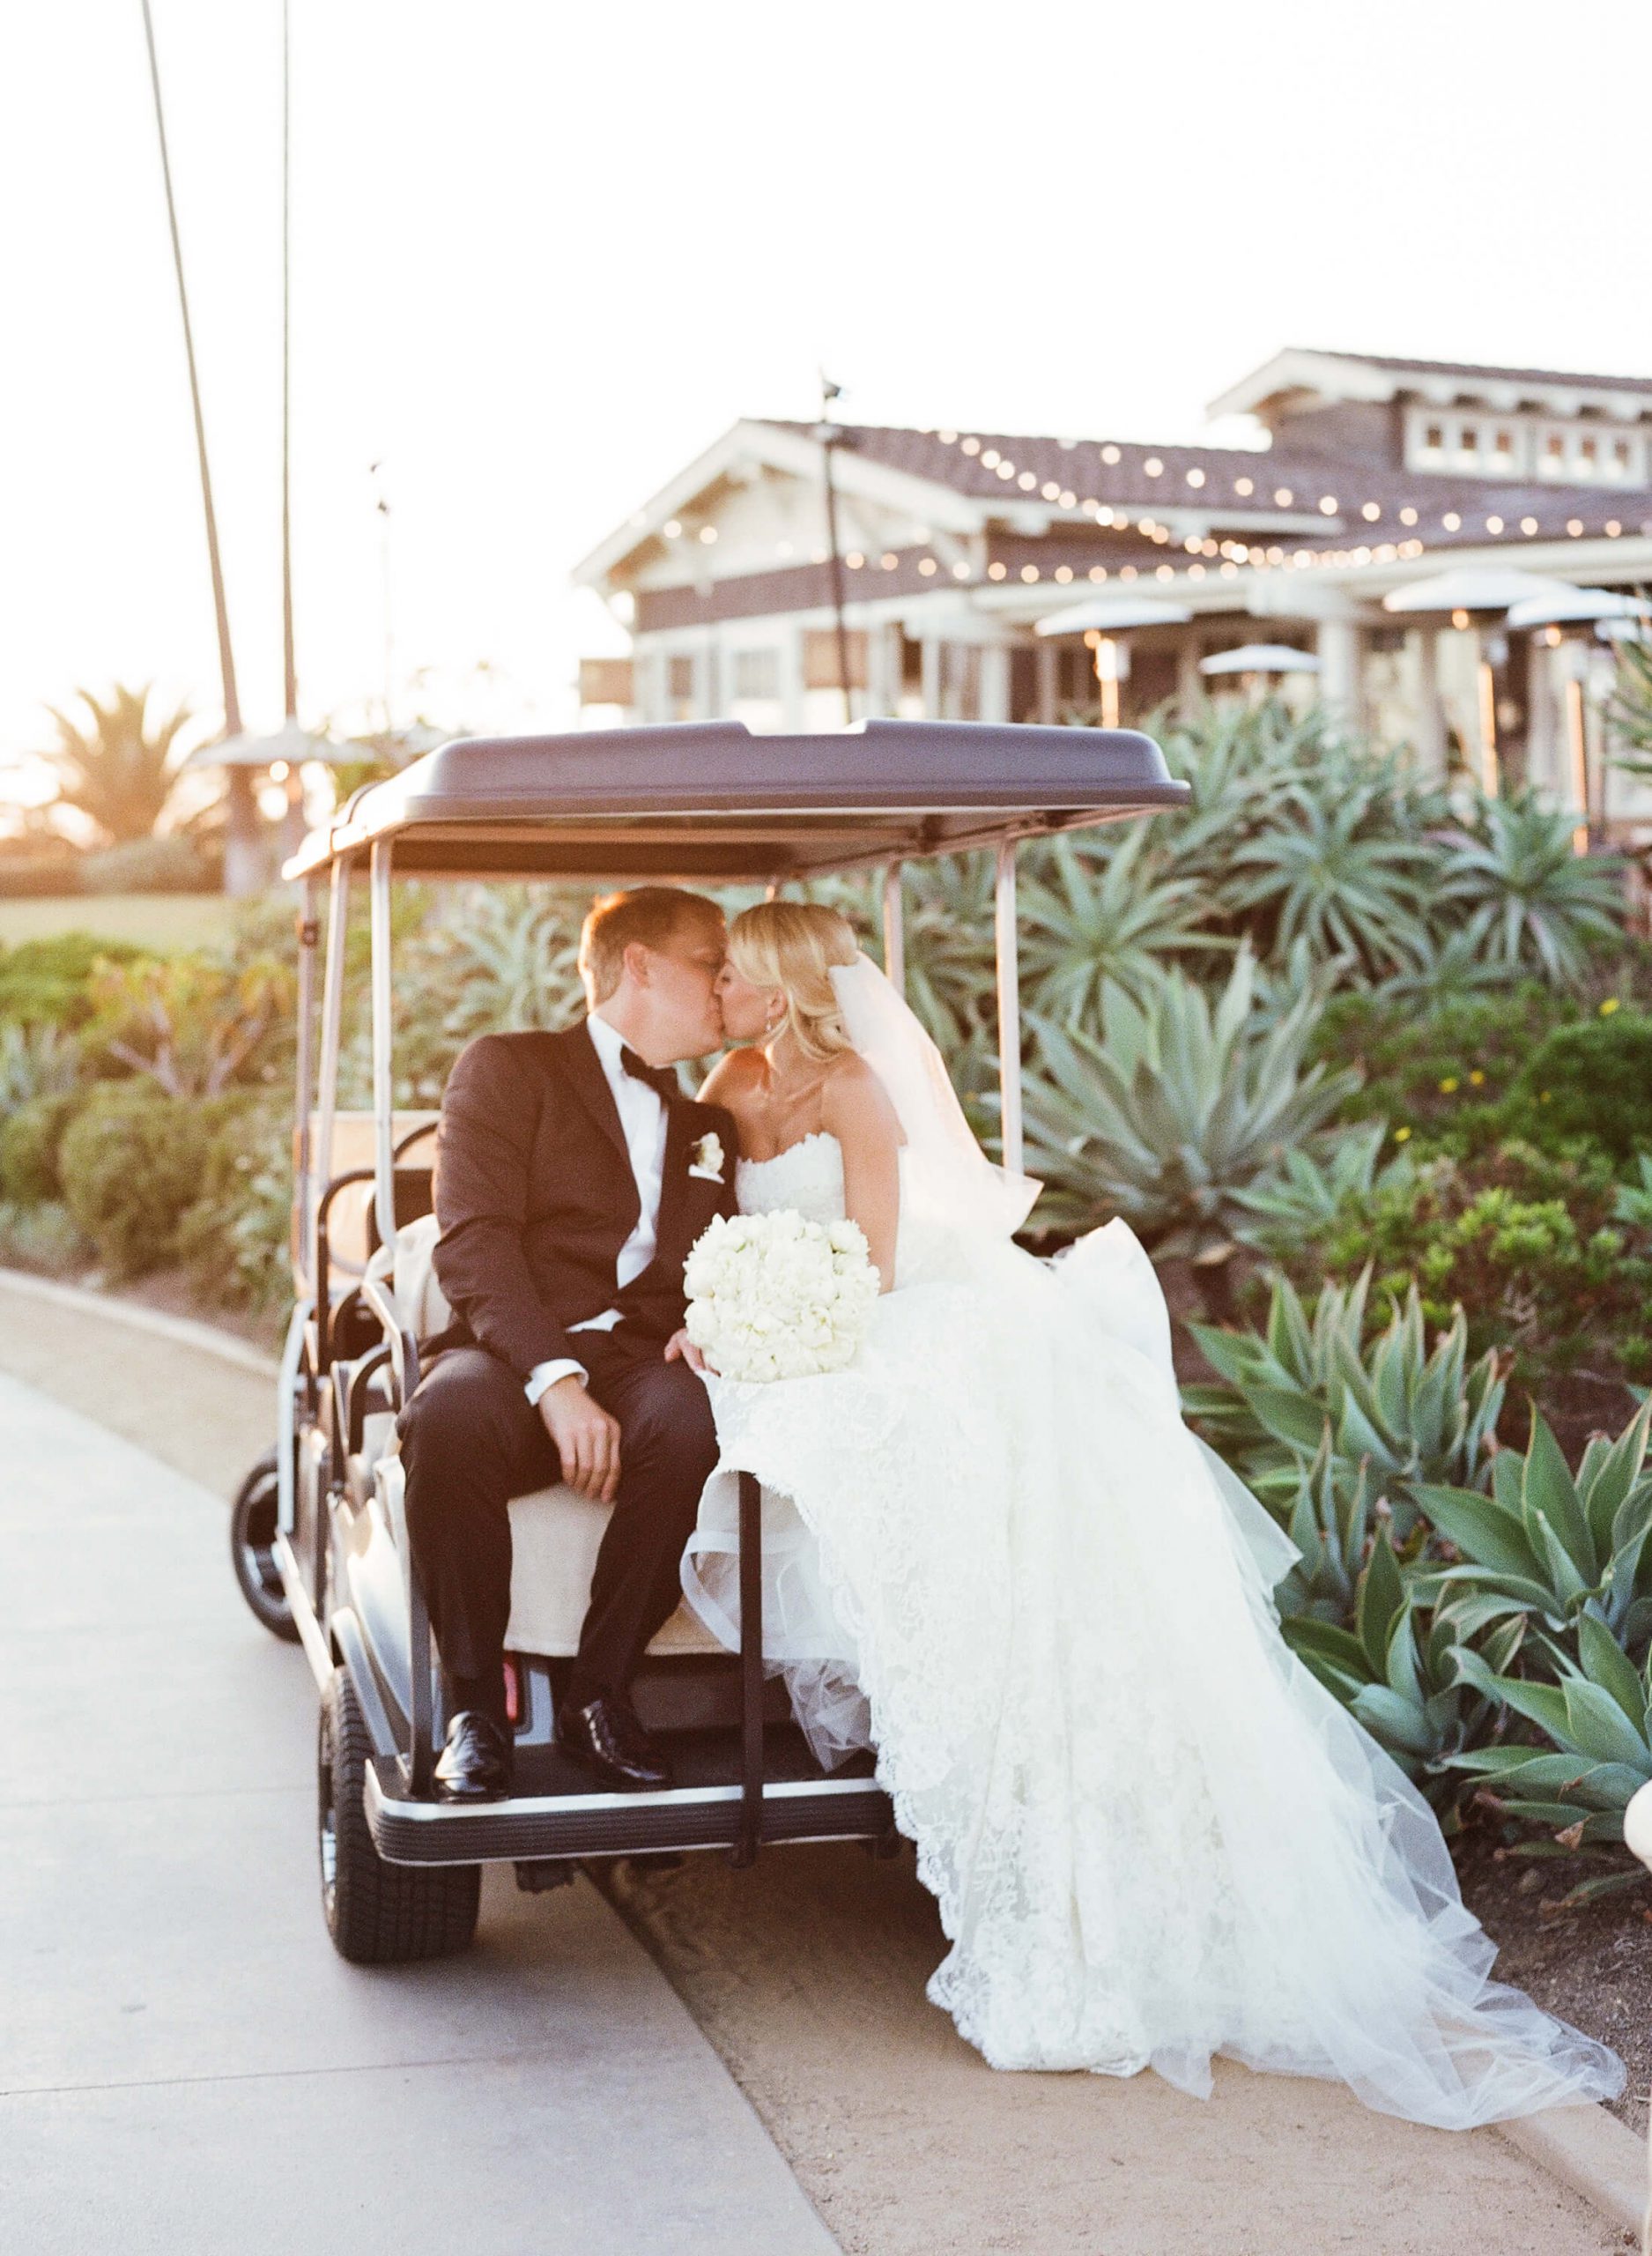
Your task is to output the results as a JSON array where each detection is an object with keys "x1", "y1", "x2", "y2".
[{"x1": 735, "y1": 1131, "x2": 847, "y2": 1225}]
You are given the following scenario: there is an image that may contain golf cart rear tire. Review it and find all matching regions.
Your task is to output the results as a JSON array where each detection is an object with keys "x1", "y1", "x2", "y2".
[
  {"x1": 319, "y1": 1666, "x2": 481, "y2": 1964},
  {"x1": 230, "y1": 1450, "x2": 300, "y2": 1642}
]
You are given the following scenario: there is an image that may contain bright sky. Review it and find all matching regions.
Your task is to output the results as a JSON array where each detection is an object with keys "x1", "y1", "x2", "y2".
[{"x1": 4, "y1": 0, "x2": 1649, "y2": 798}]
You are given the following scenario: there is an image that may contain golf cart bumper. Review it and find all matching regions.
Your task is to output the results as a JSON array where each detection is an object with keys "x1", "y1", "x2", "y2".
[{"x1": 365, "y1": 1762, "x2": 894, "y2": 1865}]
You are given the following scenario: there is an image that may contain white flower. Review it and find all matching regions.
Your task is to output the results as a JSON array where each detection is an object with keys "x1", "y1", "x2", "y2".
[
  {"x1": 690, "y1": 1131, "x2": 726, "y2": 1182},
  {"x1": 683, "y1": 1205, "x2": 879, "y2": 1384}
]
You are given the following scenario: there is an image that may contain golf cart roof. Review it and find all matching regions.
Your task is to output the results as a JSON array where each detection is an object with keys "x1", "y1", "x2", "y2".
[{"x1": 283, "y1": 717, "x2": 1187, "y2": 883}]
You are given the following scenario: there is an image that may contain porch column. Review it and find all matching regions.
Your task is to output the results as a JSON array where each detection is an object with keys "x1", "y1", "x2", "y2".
[
  {"x1": 1034, "y1": 640, "x2": 1059, "y2": 723},
  {"x1": 978, "y1": 643, "x2": 1011, "y2": 724},
  {"x1": 919, "y1": 637, "x2": 942, "y2": 719},
  {"x1": 1175, "y1": 636, "x2": 1203, "y2": 713},
  {"x1": 1315, "y1": 616, "x2": 1365, "y2": 731},
  {"x1": 1411, "y1": 626, "x2": 1447, "y2": 779}
]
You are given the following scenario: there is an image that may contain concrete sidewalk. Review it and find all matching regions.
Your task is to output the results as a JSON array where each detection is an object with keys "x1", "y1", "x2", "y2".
[{"x1": 0, "y1": 1367, "x2": 836, "y2": 2256}]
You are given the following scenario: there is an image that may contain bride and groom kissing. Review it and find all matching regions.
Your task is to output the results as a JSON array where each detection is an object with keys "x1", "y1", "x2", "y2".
[{"x1": 397, "y1": 880, "x2": 1625, "y2": 2120}]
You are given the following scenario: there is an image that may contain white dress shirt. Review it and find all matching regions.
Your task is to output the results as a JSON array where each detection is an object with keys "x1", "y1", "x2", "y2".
[{"x1": 523, "y1": 1009, "x2": 671, "y2": 1406}]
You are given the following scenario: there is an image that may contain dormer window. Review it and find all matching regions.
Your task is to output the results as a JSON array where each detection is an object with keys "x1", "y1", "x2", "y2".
[
  {"x1": 1493, "y1": 429, "x2": 1514, "y2": 464},
  {"x1": 1423, "y1": 424, "x2": 1444, "y2": 461},
  {"x1": 1457, "y1": 426, "x2": 1480, "y2": 466}
]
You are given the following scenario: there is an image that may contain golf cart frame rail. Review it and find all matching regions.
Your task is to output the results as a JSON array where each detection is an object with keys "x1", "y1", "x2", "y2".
[{"x1": 277, "y1": 717, "x2": 1185, "y2": 1874}]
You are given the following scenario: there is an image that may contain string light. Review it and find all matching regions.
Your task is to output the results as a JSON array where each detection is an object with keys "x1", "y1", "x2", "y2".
[
  {"x1": 663, "y1": 518, "x2": 682, "y2": 538},
  {"x1": 960, "y1": 437, "x2": 982, "y2": 456},
  {"x1": 1189, "y1": 562, "x2": 1205, "y2": 579},
  {"x1": 1120, "y1": 564, "x2": 1138, "y2": 580},
  {"x1": 1361, "y1": 502, "x2": 1382, "y2": 521},
  {"x1": 846, "y1": 550, "x2": 864, "y2": 568},
  {"x1": 1041, "y1": 481, "x2": 1061, "y2": 501},
  {"x1": 1318, "y1": 496, "x2": 1338, "y2": 516},
  {"x1": 1144, "y1": 457, "x2": 1163, "y2": 477},
  {"x1": 951, "y1": 560, "x2": 971, "y2": 579},
  {"x1": 981, "y1": 448, "x2": 999, "y2": 466},
  {"x1": 1018, "y1": 471, "x2": 1037, "y2": 489},
  {"x1": 1442, "y1": 512, "x2": 1461, "y2": 530},
  {"x1": 937, "y1": 428, "x2": 958, "y2": 444},
  {"x1": 988, "y1": 560, "x2": 1007, "y2": 579},
  {"x1": 1274, "y1": 486, "x2": 1293, "y2": 506},
  {"x1": 1088, "y1": 565, "x2": 1108, "y2": 582},
  {"x1": 1521, "y1": 516, "x2": 1537, "y2": 535},
  {"x1": 996, "y1": 462, "x2": 1016, "y2": 480},
  {"x1": 699, "y1": 525, "x2": 717, "y2": 543},
  {"x1": 1186, "y1": 467, "x2": 1206, "y2": 487},
  {"x1": 1100, "y1": 444, "x2": 1121, "y2": 464},
  {"x1": 1058, "y1": 488, "x2": 1076, "y2": 508},
  {"x1": 1020, "y1": 564, "x2": 1040, "y2": 582},
  {"x1": 1399, "y1": 506, "x2": 1418, "y2": 525},
  {"x1": 1567, "y1": 518, "x2": 1584, "y2": 535},
  {"x1": 1485, "y1": 516, "x2": 1503, "y2": 533},
  {"x1": 918, "y1": 556, "x2": 938, "y2": 575},
  {"x1": 1608, "y1": 520, "x2": 1623, "y2": 536},
  {"x1": 1235, "y1": 476, "x2": 1255, "y2": 496},
  {"x1": 880, "y1": 552, "x2": 898, "y2": 569},
  {"x1": 1155, "y1": 563, "x2": 1175, "y2": 580},
  {"x1": 1054, "y1": 564, "x2": 1073, "y2": 582}
]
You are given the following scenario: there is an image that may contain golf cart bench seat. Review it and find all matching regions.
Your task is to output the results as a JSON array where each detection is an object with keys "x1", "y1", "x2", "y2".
[{"x1": 361, "y1": 1213, "x2": 724, "y2": 1660}]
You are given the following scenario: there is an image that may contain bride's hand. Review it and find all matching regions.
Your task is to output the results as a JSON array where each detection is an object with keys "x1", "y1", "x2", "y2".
[{"x1": 664, "y1": 1327, "x2": 715, "y2": 1375}]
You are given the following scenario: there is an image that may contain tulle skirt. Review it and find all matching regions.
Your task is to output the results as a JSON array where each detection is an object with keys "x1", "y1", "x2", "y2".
[{"x1": 682, "y1": 1220, "x2": 1624, "y2": 2126}]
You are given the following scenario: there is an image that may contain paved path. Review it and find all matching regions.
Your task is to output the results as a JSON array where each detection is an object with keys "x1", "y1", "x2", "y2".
[
  {"x1": 0, "y1": 1362, "x2": 835, "y2": 2255},
  {"x1": 0, "y1": 1276, "x2": 1630, "y2": 2255}
]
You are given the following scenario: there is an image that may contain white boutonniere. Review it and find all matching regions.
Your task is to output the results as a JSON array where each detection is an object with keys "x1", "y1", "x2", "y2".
[{"x1": 689, "y1": 1131, "x2": 726, "y2": 1183}]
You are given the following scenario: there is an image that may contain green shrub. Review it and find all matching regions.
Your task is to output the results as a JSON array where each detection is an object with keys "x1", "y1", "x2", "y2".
[
  {"x1": 0, "y1": 933, "x2": 142, "y2": 1028},
  {"x1": 1312, "y1": 983, "x2": 1577, "y2": 1150},
  {"x1": 0, "y1": 1198, "x2": 86, "y2": 1273},
  {"x1": 1499, "y1": 1010, "x2": 1652, "y2": 1161},
  {"x1": 0, "y1": 1091, "x2": 82, "y2": 1203},
  {"x1": 177, "y1": 1109, "x2": 293, "y2": 1310},
  {"x1": 1289, "y1": 1140, "x2": 1652, "y2": 1392},
  {"x1": 58, "y1": 1086, "x2": 254, "y2": 1279}
]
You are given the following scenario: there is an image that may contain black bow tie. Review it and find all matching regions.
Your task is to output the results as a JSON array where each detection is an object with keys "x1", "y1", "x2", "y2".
[{"x1": 619, "y1": 1045, "x2": 679, "y2": 1105}]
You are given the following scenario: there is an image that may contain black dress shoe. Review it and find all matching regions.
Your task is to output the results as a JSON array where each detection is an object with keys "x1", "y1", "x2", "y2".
[
  {"x1": 556, "y1": 1694, "x2": 672, "y2": 1792},
  {"x1": 433, "y1": 1710, "x2": 513, "y2": 1803}
]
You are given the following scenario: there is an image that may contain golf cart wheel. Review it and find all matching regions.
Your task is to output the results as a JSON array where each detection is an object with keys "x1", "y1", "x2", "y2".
[
  {"x1": 318, "y1": 1666, "x2": 480, "y2": 1964},
  {"x1": 230, "y1": 1449, "x2": 299, "y2": 1642}
]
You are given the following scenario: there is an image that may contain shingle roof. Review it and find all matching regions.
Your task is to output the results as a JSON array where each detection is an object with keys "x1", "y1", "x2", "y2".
[
  {"x1": 1322, "y1": 350, "x2": 1652, "y2": 397},
  {"x1": 762, "y1": 419, "x2": 1652, "y2": 537}
]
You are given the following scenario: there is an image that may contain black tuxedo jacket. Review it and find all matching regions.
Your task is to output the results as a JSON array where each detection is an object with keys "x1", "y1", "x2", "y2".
[{"x1": 429, "y1": 1020, "x2": 738, "y2": 1378}]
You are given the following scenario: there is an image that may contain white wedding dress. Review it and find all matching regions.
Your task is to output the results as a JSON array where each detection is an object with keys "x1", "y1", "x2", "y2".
[{"x1": 679, "y1": 964, "x2": 1623, "y2": 2127}]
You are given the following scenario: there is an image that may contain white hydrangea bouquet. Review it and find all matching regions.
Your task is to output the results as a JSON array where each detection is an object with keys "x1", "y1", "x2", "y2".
[{"x1": 684, "y1": 1209, "x2": 880, "y2": 1382}]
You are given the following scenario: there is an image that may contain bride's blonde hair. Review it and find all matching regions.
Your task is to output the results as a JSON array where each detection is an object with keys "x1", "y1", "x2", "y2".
[{"x1": 729, "y1": 901, "x2": 860, "y2": 1064}]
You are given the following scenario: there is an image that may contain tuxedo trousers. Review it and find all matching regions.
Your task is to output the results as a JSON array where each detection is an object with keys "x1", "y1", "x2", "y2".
[{"x1": 396, "y1": 1332, "x2": 719, "y2": 1713}]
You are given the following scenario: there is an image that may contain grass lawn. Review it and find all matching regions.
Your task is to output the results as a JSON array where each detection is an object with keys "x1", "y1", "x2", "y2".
[{"x1": 0, "y1": 893, "x2": 239, "y2": 950}]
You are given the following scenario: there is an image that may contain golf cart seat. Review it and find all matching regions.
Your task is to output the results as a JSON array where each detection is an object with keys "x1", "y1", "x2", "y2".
[{"x1": 363, "y1": 1213, "x2": 724, "y2": 1659}]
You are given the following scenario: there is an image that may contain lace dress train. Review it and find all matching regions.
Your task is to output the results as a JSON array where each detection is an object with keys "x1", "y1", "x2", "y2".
[{"x1": 681, "y1": 1131, "x2": 1623, "y2": 2126}]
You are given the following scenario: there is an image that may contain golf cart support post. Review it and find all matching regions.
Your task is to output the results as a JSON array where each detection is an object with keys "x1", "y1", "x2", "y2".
[{"x1": 273, "y1": 718, "x2": 1185, "y2": 1907}]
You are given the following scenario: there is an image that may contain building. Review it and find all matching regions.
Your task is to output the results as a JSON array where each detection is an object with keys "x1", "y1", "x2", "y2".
[{"x1": 574, "y1": 348, "x2": 1652, "y2": 827}]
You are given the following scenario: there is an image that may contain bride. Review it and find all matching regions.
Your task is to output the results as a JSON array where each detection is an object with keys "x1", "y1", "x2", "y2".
[{"x1": 671, "y1": 899, "x2": 1623, "y2": 2127}]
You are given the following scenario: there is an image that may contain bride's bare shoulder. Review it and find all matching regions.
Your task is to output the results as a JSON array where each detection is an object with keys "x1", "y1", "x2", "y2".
[
  {"x1": 699, "y1": 1043, "x2": 766, "y2": 1109},
  {"x1": 820, "y1": 1050, "x2": 901, "y2": 1140}
]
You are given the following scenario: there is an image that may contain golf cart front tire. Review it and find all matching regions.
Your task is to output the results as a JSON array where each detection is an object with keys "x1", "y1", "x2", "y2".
[{"x1": 319, "y1": 1665, "x2": 480, "y2": 1963}]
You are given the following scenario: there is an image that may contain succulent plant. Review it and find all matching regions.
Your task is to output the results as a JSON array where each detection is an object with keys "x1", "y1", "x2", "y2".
[{"x1": 1019, "y1": 947, "x2": 1358, "y2": 1265}]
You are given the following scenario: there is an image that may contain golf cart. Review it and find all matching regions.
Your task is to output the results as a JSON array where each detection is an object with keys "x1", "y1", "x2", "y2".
[{"x1": 237, "y1": 716, "x2": 1185, "y2": 1963}]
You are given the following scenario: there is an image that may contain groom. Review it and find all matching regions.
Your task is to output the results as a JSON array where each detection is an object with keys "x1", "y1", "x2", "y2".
[{"x1": 396, "y1": 886, "x2": 738, "y2": 1802}]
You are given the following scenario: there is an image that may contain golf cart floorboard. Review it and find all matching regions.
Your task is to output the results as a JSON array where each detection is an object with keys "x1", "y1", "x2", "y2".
[{"x1": 365, "y1": 1725, "x2": 891, "y2": 1866}]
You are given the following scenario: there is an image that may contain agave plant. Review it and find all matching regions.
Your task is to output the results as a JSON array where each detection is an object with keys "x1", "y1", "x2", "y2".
[
  {"x1": 1018, "y1": 827, "x2": 1224, "y2": 1025},
  {"x1": 898, "y1": 852, "x2": 996, "y2": 1049},
  {"x1": 1368, "y1": 924, "x2": 1524, "y2": 1004},
  {"x1": 1229, "y1": 1117, "x2": 1407, "y2": 1258},
  {"x1": 1019, "y1": 947, "x2": 1358, "y2": 1270},
  {"x1": 421, "y1": 885, "x2": 586, "y2": 1041},
  {"x1": 1409, "y1": 1401, "x2": 1652, "y2": 1651},
  {"x1": 1184, "y1": 1273, "x2": 1504, "y2": 1536},
  {"x1": 1226, "y1": 781, "x2": 1433, "y2": 981},
  {"x1": 1281, "y1": 1526, "x2": 1516, "y2": 1804},
  {"x1": 1430, "y1": 795, "x2": 1625, "y2": 988},
  {"x1": 1612, "y1": 1154, "x2": 1652, "y2": 1229},
  {"x1": 0, "y1": 1020, "x2": 81, "y2": 1116},
  {"x1": 1448, "y1": 1619, "x2": 1652, "y2": 1883}
]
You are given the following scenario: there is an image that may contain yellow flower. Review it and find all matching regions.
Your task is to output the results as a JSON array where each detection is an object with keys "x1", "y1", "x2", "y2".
[
  {"x1": 1600, "y1": 997, "x2": 1622, "y2": 1016},
  {"x1": 1539, "y1": 1090, "x2": 1552, "y2": 1102},
  {"x1": 1468, "y1": 1069, "x2": 1485, "y2": 1086},
  {"x1": 1394, "y1": 1125, "x2": 1412, "y2": 1143},
  {"x1": 1438, "y1": 1076, "x2": 1460, "y2": 1094}
]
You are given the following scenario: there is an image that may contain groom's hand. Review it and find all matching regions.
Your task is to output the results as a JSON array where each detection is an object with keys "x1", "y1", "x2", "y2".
[{"x1": 537, "y1": 1377, "x2": 621, "y2": 1503}]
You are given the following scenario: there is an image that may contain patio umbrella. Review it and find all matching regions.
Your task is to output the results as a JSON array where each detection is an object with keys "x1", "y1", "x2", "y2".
[
  {"x1": 1033, "y1": 597, "x2": 1194, "y2": 728},
  {"x1": 1504, "y1": 587, "x2": 1648, "y2": 631},
  {"x1": 1198, "y1": 644, "x2": 1321, "y2": 676},
  {"x1": 1380, "y1": 568, "x2": 1577, "y2": 616},
  {"x1": 1033, "y1": 597, "x2": 1194, "y2": 635},
  {"x1": 183, "y1": 720, "x2": 351, "y2": 770}
]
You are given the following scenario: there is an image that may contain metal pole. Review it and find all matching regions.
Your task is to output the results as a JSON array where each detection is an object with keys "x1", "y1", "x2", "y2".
[
  {"x1": 732, "y1": 1469, "x2": 766, "y2": 1866},
  {"x1": 369, "y1": 841, "x2": 396, "y2": 1251},
  {"x1": 292, "y1": 877, "x2": 318, "y2": 1293},
  {"x1": 1566, "y1": 672, "x2": 1589, "y2": 855},
  {"x1": 281, "y1": 0, "x2": 297, "y2": 724},
  {"x1": 995, "y1": 838, "x2": 1023, "y2": 1176},
  {"x1": 818, "y1": 378, "x2": 854, "y2": 726},
  {"x1": 312, "y1": 857, "x2": 351, "y2": 1295},
  {"x1": 881, "y1": 861, "x2": 905, "y2": 993}
]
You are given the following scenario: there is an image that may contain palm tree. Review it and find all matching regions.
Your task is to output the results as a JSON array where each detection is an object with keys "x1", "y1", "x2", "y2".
[{"x1": 41, "y1": 684, "x2": 196, "y2": 843}]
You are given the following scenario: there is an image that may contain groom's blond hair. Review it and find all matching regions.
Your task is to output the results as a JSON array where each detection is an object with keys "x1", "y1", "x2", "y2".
[
  {"x1": 580, "y1": 887, "x2": 724, "y2": 1005},
  {"x1": 729, "y1": 902, "x2": 859, "y2": 1064}
]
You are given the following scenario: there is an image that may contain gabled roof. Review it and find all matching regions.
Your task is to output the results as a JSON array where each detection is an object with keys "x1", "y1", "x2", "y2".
[{"x1": 1210, "y1": 347, "x2": 1652, "y2": 422}]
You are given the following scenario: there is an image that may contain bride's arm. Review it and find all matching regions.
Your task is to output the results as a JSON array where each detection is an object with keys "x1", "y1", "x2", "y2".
[{"x1": 822, "y1": 1056, "x2": 902, "y2": 1291}]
